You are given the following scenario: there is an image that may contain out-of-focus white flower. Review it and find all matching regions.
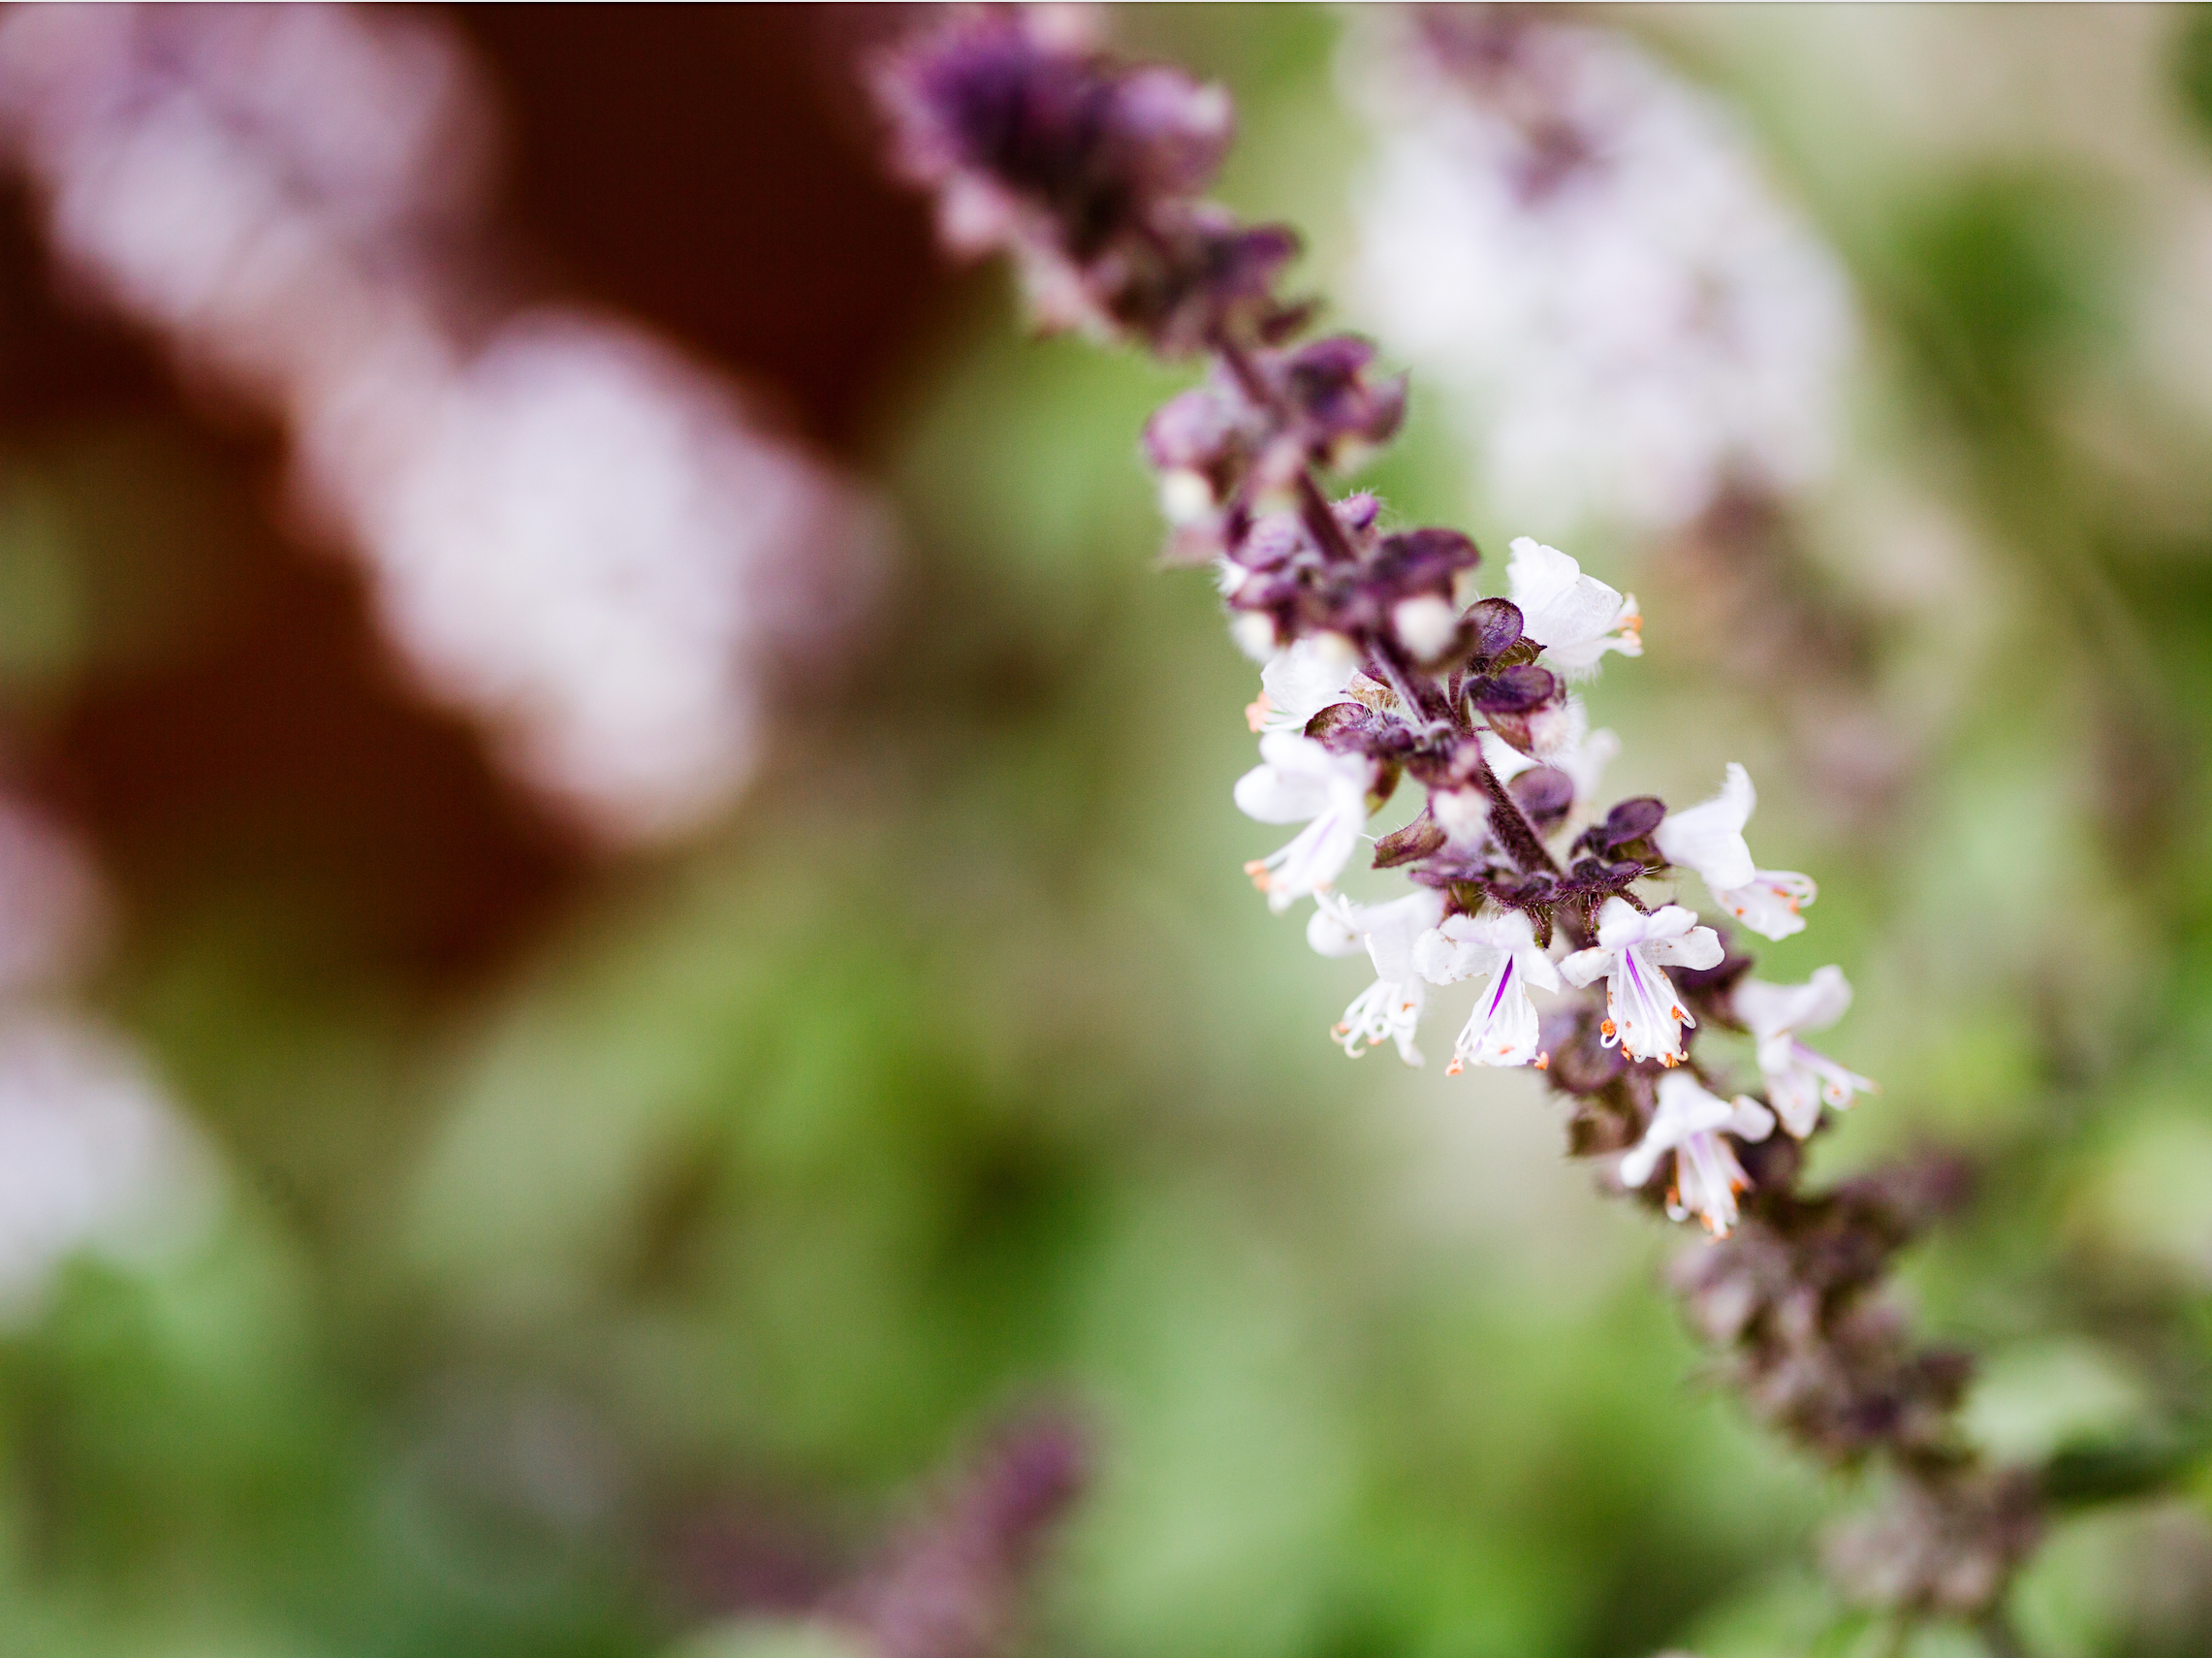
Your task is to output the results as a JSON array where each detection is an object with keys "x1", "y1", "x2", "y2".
[
  {"x1": 1343, "y1": 11, "x2": 1856, "y2": 534},
  {"x1": 0, "y1": 1010, "x2": 215, "y2": 1316},
  {"x1": 1234, "y1": 732, "x2": 1374, "y2": 912},
  {"x1": 1315, "y1": 888, "x2": 1444, "y2": 1065},
  {"x1": 1653, "y1": 762, "x2": 1817, "y2": 941},
  {"x1": 1247, "y1": 633, "x2": 1361, "y2": 733},
  {"x1": 1505, "y1": 538, "x2": 1641, "y2": 677},
  {"x1": 1560, "y1": 898, "x2": 1721, "y2": 1066},
  {"x1": 0, "y1": 4, "x2": 886, "y2": 846},
  {"x1": 304, "y1": 313, "x2": 883, "y2": 843},
  {"x1": 1734, "y1": 966, "x2": 1878, "y2": 1137},
  {"x1": 1412, "y1": 907, "x2": 1561, "y2": 1070},
  {"x1": 1620, "y1": 1070, "x2": 1773, "y2": 1236}
]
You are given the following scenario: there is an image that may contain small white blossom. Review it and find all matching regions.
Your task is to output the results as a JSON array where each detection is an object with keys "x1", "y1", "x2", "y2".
[
  {"x1": 1157, "y1": 466, "x2": 1215, "y2": 526},
  {"x1": 1431, "y1": 786, "x2": 1490, "y2": 846},
  {"x1": 1652, "y1": 762, "x2": 1817, "y2": 941},
  {"x1": 1412, "y1": 908, "x2": 1561, "y2": 1071},
  {"x1": 1392, "y1": 593, "x2": 1459, "y2": 660},
  {"x1": 1505, "y1": 538, "x2": 1642, "y2": 677},
  {"x1": 1247, "y1": 634, "x2": 1360, "y2": 733},
  {"x1": 1620, "y1": 1071, "x2": 1774, "y2": 1236},
  {"x1": 1733, "y1": 965, "x2": 1878, "y2": 1137},
  {"x1": 1234, "y1": 732, "x2": 1375, "y2": 911},
  {"x1": 1230, "y1": 611, "x2": 1280, "y2": 661},
  {"x1": 1315, "y1": 888, "x2": 1445, "y2": 1065},
  {"x1": 1559, "y1": 898, "x2": 1722, "y2": 1066}
]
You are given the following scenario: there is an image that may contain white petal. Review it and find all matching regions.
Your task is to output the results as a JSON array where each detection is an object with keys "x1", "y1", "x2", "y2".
[
  {"x1": 1734, "y1": 965, "x2": 1851, "y2": 1041},
  {"x1": 1450, "y1": 964, "x2": 1541, "y2": 1068},
  {"x1": 1417, "y1": 908, "x2": 1535, "y2": 985},
  {"x1": 1413, "y1": 927, "x2": 1501, "y2": 986},
  {"x1": 1592, "y1": 896, "x2": 1651, "y2": 949},
  {"x1": 1653, "y1": 762, "x2": 1757, "y2": 890},
  {"x1": 1306, "y1": 895, "x2": 1366, "y2": 959},
  {"x1": 1504, "y1": 536, "x2": 1580, "y2": 617},
  {"x1": 1713, "y1": 869, "x2": 1818, "y2": 941},
  {"x1": 1558, "y1": 944, "x2": 1611, "y2": 989},
  {"x1": 1511, "y1": 935, "x2": 1562, "y2": 994},
  {"x1": 1606, "y1": 942, "x2": 1694, "y2": 1064},
  {"x1": 1646, "y1": 924, "x2": 1723, "y2": 971},
  {"x1": 1234, "y1": 761, "x2": 1329, "y2": 824},
  {"x1": 1262, "y1": 810, "x2": 1360, "y2": 911},
  {"x1": 1362, "y1": 889, "x2": 1448, "y2": 982},
  {"x1": 1638, "y1": 904, "x2": 1705, "y2": 944},
  {"x1": 1655, "y1": 1069, "x2": 1739, "y2": 1134},
  {"x1": 1726, "y1": 1095, "x2": 1775, "y2": 1142},
  {"x1": 1765, "y1": 1068, "x2": 1824, "y2": 1138},
  {"x1": 1506, "y1": 537, "x2": 1638, "y2": 674},
  {"x1": 1619, "y1": 1139, "x2": 1664, "y2": 1189},
  {"x1": 1261, "y1": 636, "x2": 1360, "y2": 725}
]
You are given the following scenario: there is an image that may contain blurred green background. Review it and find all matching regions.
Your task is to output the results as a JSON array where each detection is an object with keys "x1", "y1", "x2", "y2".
[{"x1": 5, "y1": 7, "x2": 2212, "y2": 1658}]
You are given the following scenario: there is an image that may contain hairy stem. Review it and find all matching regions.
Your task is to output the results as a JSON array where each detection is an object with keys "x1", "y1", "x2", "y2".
[{"x1": 1466, "y1": 736, "x2": 1561, "y2": 877}]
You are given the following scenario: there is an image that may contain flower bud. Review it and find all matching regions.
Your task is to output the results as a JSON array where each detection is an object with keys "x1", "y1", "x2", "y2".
[
  {"x1": 1432, "y1": 786, "x2": 1490, "y2": 845},
  {"x1": 1156, "y1": 467, "x2": 1216, "y2": 526},
  {"x1": 1507, "y1": 765, "x2": 1575, "y2": 830},
  {"x1": 1463, "y1": 597, "x2": 1524, "y2": 662},
  {"x1": 1392, "y1": 594, "x2": 1458, "y2": 661},
  {"x1": 1230, "y1": 610, "x2": 1279, "y2": 661}
]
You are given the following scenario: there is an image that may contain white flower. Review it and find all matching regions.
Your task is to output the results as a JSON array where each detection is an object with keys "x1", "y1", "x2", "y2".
[
  {"x1": 1412, "y1": 908, "x2": 1562, "y2": 1071},
  {"x1": 1344, "y1": 14, "x2": 1856, "y2": 534},
  {"x1": 1247, "y1": 634, "x2": 1360, "y2": 733},
  {"x1": 1733, "y1": 966, "x2": 1878, "y2": 1137},
  {"x1": 1559, "y1": 898, "x2": 1722, "y2": 1066},
  {"x1": 1505, "y1": 538, "x2": 1642, "y2": 677},
  {"x1": 1234, "y1": 733, "x2": 1375, "y2": 912},
  {"x1": 1315, "y1": 889, "x2": 1445, "y2": 1065},
  {"x1": 1620, "y1": 1071, "x2": 1774, "y2": 1236},
  {"x1": 1651, "y1": 762, "x2": 1817, "y2": 941}
]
